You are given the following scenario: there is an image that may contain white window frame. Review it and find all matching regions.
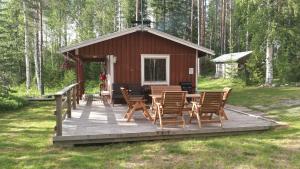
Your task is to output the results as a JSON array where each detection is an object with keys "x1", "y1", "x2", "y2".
[{"x1": 141, "y1": 54, "x2": 170, "y2": 85}]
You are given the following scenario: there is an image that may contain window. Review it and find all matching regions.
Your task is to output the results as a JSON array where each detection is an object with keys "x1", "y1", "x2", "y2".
[{"x1": 141, "y1": 54, "x2": 170, "y2": 85}]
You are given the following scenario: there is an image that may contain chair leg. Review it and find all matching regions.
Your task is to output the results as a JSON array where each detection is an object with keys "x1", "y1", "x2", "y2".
[
  {"x1": 196, "y1": 113, "x2": 201, "y2": 128},
  {"x1": 127, "y1": 105, "x2": 136, "y2": 122},
  {"x1": 181, "y1": 116, "x2": 185, "y2": 128},
  {"x1": 221, "y1": 109, "x2": 228, "y2": 120},
  {"x1": 158, "y1": 109, "x2": 163, "y2": 129},
  {"x1": 124, "y1": 108, "x2": 130, "y2": 118},
  {"x1": 189, "y1": 111, "x2": 194, "y2": 124},
  {"x1": 153, "y1": 108, "x2": 158, "y2": 124},
  {"x1": 219, "y1": 113, "x2": 223, "y2": 128}
]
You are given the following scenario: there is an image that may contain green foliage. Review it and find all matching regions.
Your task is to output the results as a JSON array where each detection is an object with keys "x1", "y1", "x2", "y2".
[
  {"x1": 122, "y1": 0, "x2": 136, "y2": 27},
  {"x1": 85, "y1": 80, "x2": 99, "y2": 94},
  {"x1": 0, "y1": 0, "x2": 24, "y2": 86},
  {"x1": 84, "y1": 62, "x2": 103, "y2": 81},
  {"x1": 150, "y1": 0, "x2": 191, "y2": 39},
  {"x1": 61, "y1": 70, "x2": 76, "y2": 87},
  {"x1": 0, "y1": 95, "x2": 26, "y2": 111},
  {"x1": 232, "y1": 0, "x2": 300, "y2": 84}
]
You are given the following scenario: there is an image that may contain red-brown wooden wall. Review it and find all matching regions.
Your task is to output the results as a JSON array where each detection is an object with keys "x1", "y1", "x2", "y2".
[{"x1": 75, "y1": 31, "x2": 201, "y2": 88}]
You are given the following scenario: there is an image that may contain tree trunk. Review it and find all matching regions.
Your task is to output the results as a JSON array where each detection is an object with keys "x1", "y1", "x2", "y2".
[
  {"x1": 245, "y1": 0, "x2": 249, "y2": 51},
  {"x1": 265, "y1": 40, "x2": 273, "y2": 86},
  {"x1": 198, "y1": 0, "x2": 206, "y2": 75},
  {"x1": 200, "y1": 0, "x2": 205, "y2": 46},
  {"x1": 34, "y1": 18, "x2": 41, "y2": 93},
  {"x1": 190, "y1": 0, "x2": 194, "y2": 41},
  {"x1": 64, "y1": 21, "x2": 68, "y2": 46},
  {"x1": 214, "y1": 0, "x2": 218, "y2": 52},
  {"x1": 39, "y1": 1, "x2": 44, "y2": 95},
  {"x1": 229, "y1": 0, "x2": 232, "y2": 52},
  {"x1": 23, "y1": 1, "x2": 30, "y2": 93},
  {"x1": 197, "y1": 0, "x2": 200, "y2": 75},
  {"x1": 115, "y1": 0, "x2": 122, "y2": 31},
  {"x1": 33, "y1": 4, "x2": 41, "y2": 94},
  {"x1": 163, "y1": 0, "x2": 166, "y2": 31},
  {"x1": 136, "y1": 0, "x2": 140, "y2": 22},
  {"x1": 220, "y1": 0, "x2": 226, "y2": 54}
]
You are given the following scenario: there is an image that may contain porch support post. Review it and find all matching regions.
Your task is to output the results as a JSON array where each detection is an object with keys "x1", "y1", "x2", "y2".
[
  {"x1": 195, "y1": 50, "x2": 199, "y2": 92},
  {"x1": 75, "y1": 55, "x2": 80, "y2": 104},
  {"x1": 78, "y1": 59, "x2": 84, "y2": 100},
  {"x1": 75, "y1": 48, "x2": 84, "y2": 102}
]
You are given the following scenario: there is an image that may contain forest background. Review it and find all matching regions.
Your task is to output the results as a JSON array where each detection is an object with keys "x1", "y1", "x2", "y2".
[{"x1": 0, "y1": 0, "x2": 299, "y2": 109}]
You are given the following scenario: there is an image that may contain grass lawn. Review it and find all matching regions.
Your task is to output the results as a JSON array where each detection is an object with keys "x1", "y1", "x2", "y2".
[{"x1": 0, "y1": 78, "x2": 300, "y2": 168}]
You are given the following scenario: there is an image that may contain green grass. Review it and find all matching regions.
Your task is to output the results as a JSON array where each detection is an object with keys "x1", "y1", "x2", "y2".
[
  {"x1": 0, "y1": 78, "x2": 300, "y2": 168},
  {"x1": 12, "y1": 84, "x2": 64, "y2": 97},
  {"x1": 199, "y1": 77, "x2": 300, "y2": 109}
]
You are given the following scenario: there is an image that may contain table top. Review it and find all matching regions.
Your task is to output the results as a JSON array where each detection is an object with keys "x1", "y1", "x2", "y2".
[{"x1": 149, "y1": 93, "x2": 201, "y2": 98}]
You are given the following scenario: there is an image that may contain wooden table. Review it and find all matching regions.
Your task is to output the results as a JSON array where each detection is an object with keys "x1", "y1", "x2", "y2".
[{"x1": 149, "y1": 93, "x2": 201, "y2": 112}]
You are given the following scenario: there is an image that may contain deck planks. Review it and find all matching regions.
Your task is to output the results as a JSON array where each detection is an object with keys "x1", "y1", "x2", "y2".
[{"x1": 53, "y1": 96, "x2": 281, "y2": 146}]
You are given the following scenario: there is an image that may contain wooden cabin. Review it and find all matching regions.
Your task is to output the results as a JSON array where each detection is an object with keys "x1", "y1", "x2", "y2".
[
  {"x1": 211, "y1": 51, "x2": 252, "y2": 78},
  {"x1": 60, "y1": 26, "x2": 214, "y2": 101}
]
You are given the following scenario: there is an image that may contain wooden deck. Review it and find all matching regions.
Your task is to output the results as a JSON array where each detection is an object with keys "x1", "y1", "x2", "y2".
[{"x1": 53, "y1": 95, "x2": 281, "y2": 146}]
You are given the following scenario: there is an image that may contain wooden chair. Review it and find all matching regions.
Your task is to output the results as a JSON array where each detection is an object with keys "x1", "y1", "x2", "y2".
[
  {"x1": 154, "y1": 91, "x2": 187, "y2": 128},
  {"x1": 150, "y1": 85, "x2": 182, "y2": 114},
  {"x1": 189, "y1": 92, "x2": 224, "y2": 128},
  {"x1": 220, "y1": 87, "x2": 232, "y2": 120},
  {"x1": 151, "y1": 85, "x2": 182, "y2": 95},
  {"x1": 120, "y1": 87, "x2": 152, "y2": 122}
]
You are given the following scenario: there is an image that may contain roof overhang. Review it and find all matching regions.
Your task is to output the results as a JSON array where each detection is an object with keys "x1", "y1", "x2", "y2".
[
  {"x1": 60, "y1": 26, "x2": 215, "y2": 55},
  {"x1": 211, "y1": 51, "x2": 253, "y2": 63}
]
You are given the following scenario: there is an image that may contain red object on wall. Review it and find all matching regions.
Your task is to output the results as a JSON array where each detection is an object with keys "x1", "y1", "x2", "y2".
[{"x1": 99, "y1": 73, "x2": 107, "y2": 81}]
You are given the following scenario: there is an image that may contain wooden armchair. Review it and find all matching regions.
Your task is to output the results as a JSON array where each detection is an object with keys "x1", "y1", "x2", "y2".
[
  {"x1": 220, "y1": 87, "x2": 232, "y2": 120},
  {"x1": 120, "y1": 87, "x2": 152, "y2": 122},
  {"x1": 150, "y1": 85, "x2": 182, "y2": 113},
  {"x1": 153, "y1": 91, "x2": 187, "y2": 128},
  {"x1": 189, "y1": 92, "x2": 224, "y2": 128}
]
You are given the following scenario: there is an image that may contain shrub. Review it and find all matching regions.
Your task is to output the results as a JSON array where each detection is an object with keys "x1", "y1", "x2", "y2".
[
  {"x1": 61, "y1": 70, "x2": 76, "y2": 87},
  {"x1": 0, "y1": 95, "x2": 27, "y2": 111}
]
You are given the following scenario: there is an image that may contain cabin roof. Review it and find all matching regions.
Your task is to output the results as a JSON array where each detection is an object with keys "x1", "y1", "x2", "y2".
[
  {"x1": 60, "y1": 26, "x2": 215, "y2": 55},
  {"x1": 211, "y1": 51, "x2": 253, "y2": 63}
]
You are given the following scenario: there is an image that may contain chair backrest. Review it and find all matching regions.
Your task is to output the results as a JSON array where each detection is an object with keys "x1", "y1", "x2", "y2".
[
  {"x1": 161, "y1": 91, "x2": 187, "y2": 115},
  {"x1": 151, "y1": 85, "x2": 182, "y2": 95},
  {"x1": 120, "y1": 87, "x2": 130, "y2": 106},
  {"x1": 199, "y1": 92, "x2": 224, "y2": 114},
  {"x1": 222, "y1": 87, "x2": 232, "y2": 105}
]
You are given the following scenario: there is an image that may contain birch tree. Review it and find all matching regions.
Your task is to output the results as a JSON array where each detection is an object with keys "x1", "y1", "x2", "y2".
[
  {"x1": 265, "y1": 39, "x2": 273, "y2": 86},
  {"x1": 265, "y1": 0, "x2": 273, "y2": 86},
  {"x1": 23, "y1": 1, "x2": 30, "y2": 93}
]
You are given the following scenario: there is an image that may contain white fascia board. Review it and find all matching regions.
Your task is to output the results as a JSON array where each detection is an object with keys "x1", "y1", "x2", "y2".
[
  {"x1": 59, "y1": 26, "x2": 140, "y2": 53},
  {"x1": 144, "y1": 27, "x2": 215, "y2": 55}
]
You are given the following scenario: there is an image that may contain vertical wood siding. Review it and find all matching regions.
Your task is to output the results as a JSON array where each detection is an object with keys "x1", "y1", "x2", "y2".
[{"x1": 78, "y1": 31, "x2": 197, "y2": 88}]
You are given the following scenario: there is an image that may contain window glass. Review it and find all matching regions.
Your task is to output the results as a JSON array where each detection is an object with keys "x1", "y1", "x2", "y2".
[{"x1": 144, "y1": 58, "x2": 166, "y2": 81}]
